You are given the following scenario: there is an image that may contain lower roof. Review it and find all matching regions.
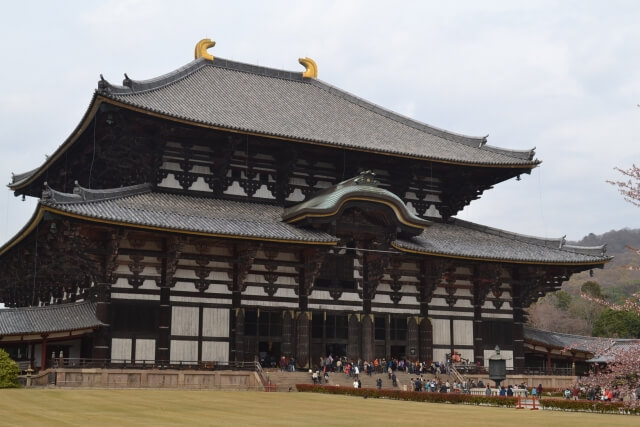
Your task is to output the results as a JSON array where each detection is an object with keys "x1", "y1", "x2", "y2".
[
  {"x1": 0, "y1": 301, "x2": 102, "y2": 336},
  {"x1": 394, "y1": 220, "x2": 610, "y2": 265},
  {"x1": 524, "y1": 326, "x2": 640, "y2": 361},
  {"x1": 0, "y1": 183, "x2": 610, "y2": 266}
]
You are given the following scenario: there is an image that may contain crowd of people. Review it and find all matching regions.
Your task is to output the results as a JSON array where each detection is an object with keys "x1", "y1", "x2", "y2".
[{"x1": 280, "y1": 353, "x2": 640, "y2": 403}]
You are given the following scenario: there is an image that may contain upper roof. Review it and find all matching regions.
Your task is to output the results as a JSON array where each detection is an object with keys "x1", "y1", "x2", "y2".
[
  {"x1": 0, "y1": 301, "x2": 102, "y2": 336},
  {"x1": 0, "y1": 181, "x2": 609, "y2": 267},
  {"x1": 96, "y1": 57, "x2": 537, "y2": 167},
  {"x1": 9, "y1": 45, "x2": 539, "y2": 192}
]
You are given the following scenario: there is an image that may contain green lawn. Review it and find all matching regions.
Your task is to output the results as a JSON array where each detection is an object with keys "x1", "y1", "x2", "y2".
[{"x1": 0, "y1": 389, "x2": 636, "y2": 426}]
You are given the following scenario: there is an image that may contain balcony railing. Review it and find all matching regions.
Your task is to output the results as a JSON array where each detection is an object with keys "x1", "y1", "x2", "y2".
[{"x1": 50, "y1": 358, "x2": 262, "y2": 372}]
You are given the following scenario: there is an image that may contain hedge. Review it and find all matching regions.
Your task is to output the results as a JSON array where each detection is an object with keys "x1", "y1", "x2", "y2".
[
  {"x1": 539, "y1": 398, "x2": 639, "y2": 415},
  {"x1": 296, "y1": 384, "x2": 518, "y2": 407}
]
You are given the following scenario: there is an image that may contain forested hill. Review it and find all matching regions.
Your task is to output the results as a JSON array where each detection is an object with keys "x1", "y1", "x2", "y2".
[
  {"x1": 526, "y1": 228, "x2": 640, "y2": 337},
  {"x1": 570, "y1": 228, "x2": 640, "y2": 253},
  {"x1": 565, "y1": 228, "x2": 640, "y2": 299}
]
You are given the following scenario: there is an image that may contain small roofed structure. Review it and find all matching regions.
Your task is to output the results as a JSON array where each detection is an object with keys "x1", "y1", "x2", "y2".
[
  {"x1": 523, "y1": 326, "x2": 640, "y2": 376},
  {"x1": 0, "y1": 302, "x2": 103, "y2": 370}
]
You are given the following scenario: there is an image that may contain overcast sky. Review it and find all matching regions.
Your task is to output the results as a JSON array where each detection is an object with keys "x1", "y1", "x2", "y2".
[{"x1": 0, "y1": 0, "x2": 639, "y2": 246}]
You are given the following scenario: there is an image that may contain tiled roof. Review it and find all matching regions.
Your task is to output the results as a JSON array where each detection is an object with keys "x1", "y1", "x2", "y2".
[
  {"x1": 523, "y1": 326, "x2": 603, "y2": 352},
  {"x1": 524, "y1": 326, "x2": 640, "y2": 360},
  {"x1": 27, "y1": 184, "x2": 608, "y2": 265},
  {"x1": 40, "y1": 184, "x2": 337, "y2": 244},
  {"x1": 0, "y1": 301, "x2": 102, "y2": 336},
  {"x1": 393, "y1": 219, "x2": 610, "y2": 265},
  {"x1": 96, "y1": 57, "x2": 538, "y2": 167}
]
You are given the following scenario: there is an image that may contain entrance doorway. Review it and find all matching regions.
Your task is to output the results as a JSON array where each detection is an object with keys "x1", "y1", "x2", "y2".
[
  {"x1": 258, "y1": 341, "x2": 280, "y2": 368},
  {"x1": 326, "y1": 343, "x2": 346, "y2": 358},
  {"x1": 390, "y1": 345, "x2": 405, "y2": 359}
]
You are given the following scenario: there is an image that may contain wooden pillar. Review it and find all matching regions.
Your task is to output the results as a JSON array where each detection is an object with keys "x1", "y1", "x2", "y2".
[
  {"x1": 157, "y1": 286, "x2": 171, "y2": 362},
  {"x1": 384, "y1": 315, "x2": 391, "y2": 359},
  {"x1": 406, "y1": 317, "x2": 419, "y2": 361},
  {"x1": 511, "y1": 282, "x2": 525, "y2": 371},
  {"x1": 361, "y1": 314, "x2": 375, "y2": 362},
  {"x1": 546, "y1": 350, "x2": 552, "y2": 372},
  {"x1": 40, "y1": 335, "x2": 48, "y2": 370},
  {"x1": 233, "y1": 308, "x2": 245, "y2": 361},
  {"x1": 92, "y1": 293, "x2": 111, "y2": 361},
  {"x1": 417, "y1": 259, "x2": 441, "y2": 362},
  {"x1": 296, "y1": 312, "x2": 310, "y2": 369},
  {"x1": 418, "y1": 318, "x2": 432, "y2": 362},
  {"x1": 347, "y1": 314, "x2": 361, "y2": 360},
  {"x1": 281, "y1": 310, "x2": 293, "y2": 357},
  {"x1": 473, "y1": 279, "x2": 488, "y2": 366}
]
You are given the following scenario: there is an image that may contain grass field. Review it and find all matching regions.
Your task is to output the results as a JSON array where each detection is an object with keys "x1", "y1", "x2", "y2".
[{"x1": 0, "y1": 389, "x2": 637, "y2": 426}]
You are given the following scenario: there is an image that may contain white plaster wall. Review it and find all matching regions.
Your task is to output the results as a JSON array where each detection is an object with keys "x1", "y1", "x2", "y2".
[
  {"x1": 170, "y1": 340, "x2": 198, "y2": 363},
  {"x1": 202, "y1": 308, "x2": 229, "y2": 338},
  {"x1": 224, "y1": 181, "x2": 247, "y2": 196},
  {"x1": 453, "y1": 319, "x2": 473, "y2": 346},
  {"x1": 135, "y1": 339, "x2": 156, "y2": 362},
  {"x1": 111, "y1": 338, "x2": 132, "y2": 362},
  {"x1": 189, "y1": 176, "x2": 211, "y2": 192},
  {"x1": 431, "y1": 318, "x2": 450, "y2": 346},
  {"x1": 202, "y1": 342, "x2": 229, "y2": 363},
  {"x1": 111, "y1": 293, "x2": 160, "y2": 301},
  {"x1": 171, "y1": 306, "x2": 199, "y2": 336}
]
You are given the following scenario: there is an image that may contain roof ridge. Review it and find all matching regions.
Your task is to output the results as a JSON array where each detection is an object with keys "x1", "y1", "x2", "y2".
[
  {"x1": 98, "y1": 57, "x2": 307, "y2": 96},
  {"x1": 1, "y1": 300, "x2": 94, "y2": 312},
  {"x1": 98, "y1": 58, "x2": 211, "y2": 95},
  {"x1": 42, "y1": 182, "x2": 153, "y2": 204},
  {"x1": 523, "y1": 325, "x2": 600, "y2": 340}
]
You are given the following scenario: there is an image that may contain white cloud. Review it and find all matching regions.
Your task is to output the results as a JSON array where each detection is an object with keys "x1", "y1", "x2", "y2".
[{"x1": 1, "y1": 0, "x2": 640, "y2": 246}]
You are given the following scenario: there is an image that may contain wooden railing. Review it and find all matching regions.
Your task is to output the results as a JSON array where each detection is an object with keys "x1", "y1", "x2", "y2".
[{"x1": 50, "y1": 358, "x2": 263, "y2": 372}]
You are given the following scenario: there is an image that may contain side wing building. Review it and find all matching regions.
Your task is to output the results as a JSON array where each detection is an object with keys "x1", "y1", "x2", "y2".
[{"x1": 0, "y1": 41, "x2": 610, "y2": 371}]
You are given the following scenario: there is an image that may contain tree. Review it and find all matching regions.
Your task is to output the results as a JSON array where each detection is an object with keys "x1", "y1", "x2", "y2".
[
  {"x1": 608, "y1": 164, "x2": 640, "y2": 207},
  {"x1": 581, "y1": 281, "x2": 604, "y2": 299},
  {"x1": 0, "y1": 349, "x2": 19, "y2": 388},
  {"x1": 567, "y1": 164, "x2": 640, "y2": 407},
  {"x1": 592, "y1": 308, "x2": 640, "y2": 338}
]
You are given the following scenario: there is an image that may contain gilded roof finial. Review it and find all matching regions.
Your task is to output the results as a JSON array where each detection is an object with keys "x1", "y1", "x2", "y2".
[
  {"x1": 298, "y1": 57, "x2": 318, "y2": 78},
  {"x1": 195, "y1": 39, "x2": 216, "y2": 61}
]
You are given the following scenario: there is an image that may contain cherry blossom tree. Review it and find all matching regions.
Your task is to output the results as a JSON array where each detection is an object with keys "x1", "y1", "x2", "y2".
[
  {"x1": 566, "y1": 337, "x2": 640, "y2": 408},
  {"x1": 568, "y1": 164, "x2": 640, "y2": 407},
  {"x1": 581, "y1": 165, "x2": 640, "y2": 316}
]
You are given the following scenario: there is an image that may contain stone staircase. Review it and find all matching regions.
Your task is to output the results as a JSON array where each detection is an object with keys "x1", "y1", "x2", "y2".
[
  {"x1": 262, "y1": 370, "x2": 314, "y2": 392},
  {"x1": 263, "y1": 368, "x2": 461, "y2": 392}
]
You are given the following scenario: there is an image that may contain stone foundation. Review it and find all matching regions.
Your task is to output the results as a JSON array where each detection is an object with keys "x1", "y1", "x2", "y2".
[{"x1": 54, "y1": 368, "x2": 263, "y2": 390}]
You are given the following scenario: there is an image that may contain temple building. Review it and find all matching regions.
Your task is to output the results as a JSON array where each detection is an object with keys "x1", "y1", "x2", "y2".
[{"x1": 0, "y1": 40, "x2": 610, "y2": 371}]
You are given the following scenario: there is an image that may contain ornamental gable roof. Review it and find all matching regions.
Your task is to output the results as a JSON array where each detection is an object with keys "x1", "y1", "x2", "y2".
[
  {"x1": 282, "y1": 171, "x2": 431, "y2": 235},
  {"x1": 0, "y1": 301, "x2": 102, "y2": 336}
]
